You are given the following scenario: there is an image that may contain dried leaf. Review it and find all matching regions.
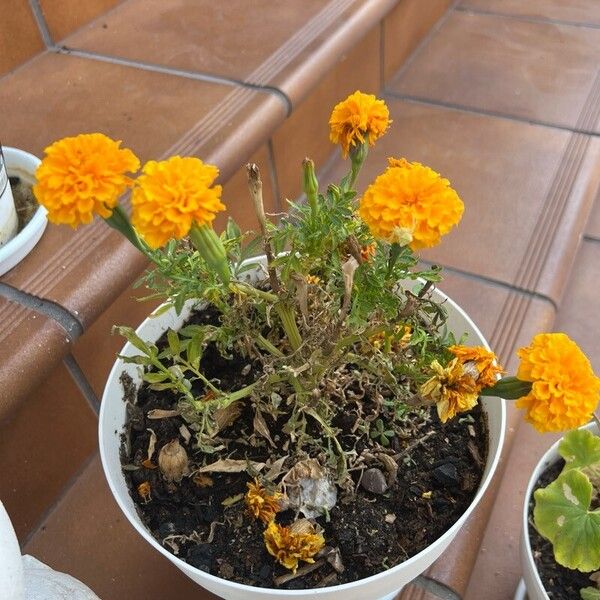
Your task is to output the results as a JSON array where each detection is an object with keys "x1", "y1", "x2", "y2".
[
  {"x1": 264, "y1": 455, "x2": 289, "y2": 481},
  {"x1": 254, "y1": 409, "x2": 276, "y2": 447},
  {"x1": 221, "y1": 493, "x2": 245, "y2": 507},
  {"x1": 141, "y1": 459, "x2": 158, "y2": 470},
  {"x1": 196, "y1": 459, "x2": 266, "y2": 474},
  {"x1": 193, "y1": 473, "x2": 213, "y2": 488},
  {"x1": 213, "y1": 403, "x2": 242, "y2": 434},
  {"x1": 147, "y1": 409, "x2": 180, "y2": 419},
  {"x1": 179, "y1": 424, "x2": 192, "y2": 444},
  {"x1": 146, "y1": 429, "x2": 157, "y2": 462}
]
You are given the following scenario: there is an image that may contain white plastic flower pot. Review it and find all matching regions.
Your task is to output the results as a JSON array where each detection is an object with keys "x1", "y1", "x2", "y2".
[
  {"x1": 0, "y1": 147, "x2": 47, "y2": 277},
  {"x1": 99, "y1": 260, "x2": 506, "y2": 600},
  {"x1": 520, "y1": 422, "x2": 597, "y2": 600}
]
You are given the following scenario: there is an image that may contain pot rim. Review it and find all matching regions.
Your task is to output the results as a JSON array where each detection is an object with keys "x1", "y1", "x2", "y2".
[
  {"x1": 521, "y1": 421, "x2": 597, "y2": 600},
  {"x1": 0, "y1": 147, "x2": 47, "y2": 274},
  {"x1": 99, "y1": 281, "x2": 506, "y2": 596}
]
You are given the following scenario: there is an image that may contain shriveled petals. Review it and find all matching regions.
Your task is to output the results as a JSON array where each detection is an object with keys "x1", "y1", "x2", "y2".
[
  {"x1": 450, "y1": 345, "x2": 504, "y2": 388},
  {"x1": 516, "y1": 333, "x2": 600, "y2": 432},
  {"x1": 131, "y1": 156, "x2": 224, "y2": 248},
  {"x1": 263, "y1": 521, "x2": 325, "y2": 572},
  {"x1": 359, "y1": 158, "x2": 464, "y2": 250},
  {"x1": 329, "y1": 91, "x2": 390, "y2": 158},
  {"x1": 245, "y1": 479, "x2": 282, "y2": 524},
  {"x1": 33, "y1": 133, "x2": 139, "y2": 227}
]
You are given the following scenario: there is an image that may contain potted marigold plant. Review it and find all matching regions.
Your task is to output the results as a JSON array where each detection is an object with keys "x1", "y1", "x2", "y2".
[
  {"x1": 511, "y1": 335, "x2": 600, "y2": 600},
  {"x1": 32, "y1": 91, "x2": 597, "y2": 599}
]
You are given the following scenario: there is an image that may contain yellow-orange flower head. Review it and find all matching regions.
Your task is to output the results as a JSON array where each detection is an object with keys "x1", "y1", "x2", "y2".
[
  {"x1": 329, "y1": 91, "x2": 390, "y2": 158},
  {"x1": 245, "y1": 479, "x2": 282, "y2": 524},
  {"x1": 131, "y1": 156, "x2": 224, "y2": 249},
  {"x1": 359, "y1": 158, "x2": 464, "y2": 250},
  {"x1": 450, "y1": 345, "x2": 504, "y2": 389},
  {"x1": 33, "y1": 133, "x2": 140, "y2": 227},
  {"x1": 263, "y1": 520, "x2": 325, "y2": 572},
  {"x1": 515, "y1": 333, "x2": 600, "y2": 433}
]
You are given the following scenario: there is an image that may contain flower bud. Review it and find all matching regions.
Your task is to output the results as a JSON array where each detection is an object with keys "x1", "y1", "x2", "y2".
[
  {"x1": 302, "y1": 158, "x2": 319, "y2": 216},
  {"x1": 158, "y1": 439, "x2": 188, "y2": 482}
]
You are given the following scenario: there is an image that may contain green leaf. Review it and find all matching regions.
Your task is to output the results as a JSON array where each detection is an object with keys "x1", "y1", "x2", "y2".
[
  {"x1": 113, "y1": 326, "x2": 151, "y2": 355},
  {"x1": 581, "y1": 587, "x2": 600, "y2": 600},
  {"x1": 143, "y1": 371, "x2": 169, "y2": 384},
  {"x1": 118, "y1": 354, "x2": 151, "y2": 366},
  {"x1": 533, "y1": 469, "x2": 600, "y2": 572},
  {"x1": 559, "y1": 429, "x2": 600, "y2": 473},
  {"x1": 187, "y1": 336, "x2": 202, "y2": 370},
  {"x1": 167, "y1": 329, "x2": 180, "y2": 356},
  {"x1": 480, "y1": 376, "x2": 533, "y2": 399}
]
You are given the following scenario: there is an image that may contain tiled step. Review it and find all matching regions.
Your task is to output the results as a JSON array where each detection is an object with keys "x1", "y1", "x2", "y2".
[
  {"x1": 389, "y1": 10, "x2": 600, "y2": 134},
  {"x1": 463, "y1": 235, "x2": 600, "y2": 599}
]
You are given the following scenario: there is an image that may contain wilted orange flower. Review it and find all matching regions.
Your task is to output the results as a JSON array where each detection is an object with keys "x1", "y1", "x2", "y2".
[
  {"x1": 420, "y1": 358, "x2": 479, "y2": 423},
  {"x1": 515, "y1": 333, "x2": 600, "y2": 432},
  {"x1": 450, "y1": 345, "x2": 503, "y2": 388},
  {"x1": 360, "y1": 242, "x2": 377, "y2": 263},
  {"x1": 370, "y1": 324, "x2": 411, "y2": 352},
  {"x1": 263, "y1": 520, "x2": 325, "y2": 572},
  {"x1": 305, "y1": 275, "x2": 322, "y2": 286},
  {"x1": 329, "y1": 91, "x2": 390, "y2": 158},
  {"x1": 245, "y1": 479, "x2": 282, "y2": 524},
  {"x1": 137, "y1": 481, "x2": 151, "y2": 502},
  {"x1": 131, "y1": 156, "x2": 224, "y2": 248},
  {"x1": 359, "y1": 158, "x2": 464, "y2": 250},
  {"x1": 33, "y1": 133, "x2": 140, "y2": 227}
]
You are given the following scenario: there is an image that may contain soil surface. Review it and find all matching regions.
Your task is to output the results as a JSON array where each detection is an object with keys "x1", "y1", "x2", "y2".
[
  {"x1": 10, "y1": 176, "x2": 38, "y2": 231},
  {"x1": 528, "y1": 460, "x2": 593, "y2": 598},
  {"x1": 120, "y1": 308, "x2": 489, "y2": 589}
]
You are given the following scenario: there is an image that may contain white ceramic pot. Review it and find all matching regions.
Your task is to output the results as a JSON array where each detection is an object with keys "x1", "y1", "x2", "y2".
[
  {"x1": 99, "y1": 262, "x2": 506, "y2": 600},
  {"x1": 0, "y1": 152, "x2": 18, "y2": 245},
  {"x1": 520, "y1": 422, "x2": 597, "y2": 600},
  {"x1": 0, "y1": 147, "x2": 47, "y2": 276}
]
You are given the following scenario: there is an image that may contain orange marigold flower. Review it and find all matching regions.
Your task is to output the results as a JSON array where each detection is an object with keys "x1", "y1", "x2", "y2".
[
  {"x1": 245, "y1": 479, "x2": 282, "y2": 524},
  {"x1": 515, "y1": 333, "x2": 600, "y2": 433},
  {"x1": 420, "y1": 358, "x2": 479, "y2": 423},
  {"x1": 450, "y1": 345, "x2": 504, "y2": 388},
  {"x1": 329, "y1": 91, "x2": 390, "y2": 158},
  {"x1": 359, "y1": 158, "x2": 464, "y2": 250},
  {"x1": 33, "y1": 133, "x2": 139, "y2": 227},
  {"x1": 305, "y1": 275, "x2": 322, "y2": 286},
  {"x1": 131, "y1": 156, "x2": 224, "y2": 249},
  {"x1": 263, "y1": 520, "x2": 325, "y2": 572}
]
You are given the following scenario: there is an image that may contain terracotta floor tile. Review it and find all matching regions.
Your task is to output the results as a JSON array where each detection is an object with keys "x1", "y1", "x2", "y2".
[
  {"x1": 39, "y1": 0, "x2": 122, "y2": 41},
  {"x1": 389, "y1": 11, "x2": 600, "y2": 133},
  {"x1": 63, "y1": 0, "x2": 396, "y2": 107},
  {"x1": 62, "y1": 0, "x2": 329, "y2": 82},
  {"x1": 459, "y1": 0, "x2": 600, "y2": 26},
  {"x1": 0, "y1": 0, "x2": 45, "y2": 76},
  {"x1": 321, "y1": 98, "x2": 600, "y2": 303},
  {"x1": 383, "y1": 0, "x2": 452, "y2": 82},
  {"x1": 0, "y1": 362, "x2": 97, "y2": 541},
  {"x1": 553, "y1": 240, "x2": 600, "y2": 372},
  {"x1": 0, "y1": 52, "x2": 285, "y2": 328},
  {"x1": 0, "y1": 297, "x2": 71, "y2": 420},
  {"x1": 24, "y1": 455, "x2": 219, "y2": 600}
]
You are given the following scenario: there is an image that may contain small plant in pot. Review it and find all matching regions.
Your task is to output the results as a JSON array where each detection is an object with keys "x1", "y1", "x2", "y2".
[
  {"x1": 514, "y1": 334, "x2": 600, "y2": 600},
  {"x1": 32, "y1": 92, "x2": 572, "y2": 598}
]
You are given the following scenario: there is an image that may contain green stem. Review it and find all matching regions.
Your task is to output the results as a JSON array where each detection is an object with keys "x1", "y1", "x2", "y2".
[
  {"x1": 189, "y1": 223, "x2": 230, "y2": 286},
  {"x1": 347, "y1": 139, "x2": 368, "y2": 190},
  {"x1": 104, "y1": 204, "x2": 150, "y2": 255},
  {"x1": 480, "y1": 376, "x2": 532, "y2": 400},
  {"x1": 256, "y1": 335, "x2": 285, "y2": 357},
  {"x1": 230, "y1": 281, "x2": 278, "y2": 303},
  {"x1": 275, "y1": 302, "x2": 302, "y2": 352},
  {"x1": 387, "y1": 242, "x2": 401, "y2": 278}
]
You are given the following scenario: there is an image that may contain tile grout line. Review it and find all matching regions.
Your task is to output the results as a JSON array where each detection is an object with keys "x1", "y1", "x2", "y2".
[
  {"x1": 0, "y1": 282, "x2": 82, "y2": 339},
  {"x1": 419, "y1": 260, "x2": 558, "y2": 311},
  {"x1": 455, "y1": 6, "x2": 600, "y2": 30},
  {"x1": 53, "y1": 46, "x2": 293, "y2": 115},
  {"x1": 384, "y1": 92, "x2": 600, "y2": 137},
  {"x1": 27, "y1": 0, "x2": 54, "y2": 48}
]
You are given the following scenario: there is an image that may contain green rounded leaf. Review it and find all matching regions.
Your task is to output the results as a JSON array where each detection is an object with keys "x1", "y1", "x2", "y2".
[
  {"x1": 581, "y1": 587, "x2": 600, "y2": 600},
  {"x1": 534, "y1": 469, "x2": 600, "y2": 572},
  {"x1": 559, "y1": 429, "x2": 600, "y2": 472}
]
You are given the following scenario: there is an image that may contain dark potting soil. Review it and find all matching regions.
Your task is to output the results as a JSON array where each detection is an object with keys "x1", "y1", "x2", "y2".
[
  {"x1": 120, "y1": 308, "x2": 489, "y2": 590},
  {"x1": 9, "y1": 176, "x2": 38, "y2": 231},
  {"x1": 528, "y1": 460, "x2": 592, "y2": 598}
]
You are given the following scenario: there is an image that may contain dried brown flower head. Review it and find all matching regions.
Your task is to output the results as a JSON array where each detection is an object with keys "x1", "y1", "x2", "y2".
[
  {"x1": 264, "y1": 519, "x2": 325, "y2": 572},
  {"x1": 158, "y1": 439, "x2": 188, "y2": 482},
  {"x1": 245, "y1": 479, "x2": 282, "y2": 523}
]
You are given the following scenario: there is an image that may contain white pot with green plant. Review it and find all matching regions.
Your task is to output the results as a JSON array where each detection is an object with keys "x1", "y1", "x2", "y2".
[
  {"x1": 510, "y1": 333, "x2": 600, "y2": 600},
  {"x1": 32, "y1": 92, "x2": 581, "y2": 600}
]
